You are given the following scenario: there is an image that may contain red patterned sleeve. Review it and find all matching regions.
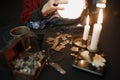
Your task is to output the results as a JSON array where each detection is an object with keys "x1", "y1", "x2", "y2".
[{"x1": 20, "y1": 0, "x2": 42, "y2": 23}]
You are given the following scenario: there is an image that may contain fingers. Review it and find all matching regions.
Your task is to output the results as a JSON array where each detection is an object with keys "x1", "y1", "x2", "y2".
[
  {"x1": 53, "y1": 6, "x2": 64, "y2": 10},
  {"x1": 42, "y1": 0, "x2": 68, "y2": 16},
  {"x1": 50, "y1": 0, "x2": 68, "y2": 6},
  {"x1": 57, "y1": 0, "x2": 68, "y2": 4},
  {"x1": 53, "y1": 3, "x2": 58, "y2": 6},
  {"x1": 52, "y1": 0, "x2": 68, "y2": 10}
]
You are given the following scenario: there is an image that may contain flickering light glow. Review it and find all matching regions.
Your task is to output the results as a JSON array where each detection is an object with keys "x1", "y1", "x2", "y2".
[
  {"x1": 96, "y1": 3, "x2": 106, "y2": 8},
  {"x1": 78, "y1": 60, "x2": 88, "y2": 68},
  {"x1": 96, "y1": 0, "x2": 107, "y2": 8},
  {"x1": 57, "y1": 0, "x2": 85, "y2": 19}
]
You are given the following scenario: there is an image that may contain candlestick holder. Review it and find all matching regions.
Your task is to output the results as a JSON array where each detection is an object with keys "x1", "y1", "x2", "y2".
[
  {"x1": 87, "y1": 45, "x2": 99, "y2": 53},
  {"x1": 86, "y1": 38, "x2": 100, "y2": 53},
  {"x1": 85, "y1": 35, "x2": 100, "y2": 53},
  {"x1": 72, "y1": 34, "x2": 100, "y2": 52},
  {"x1": 72, "y1": 35, "x2": 90, "y2": 49},
  {"x1": 72, "y1": 45, "x2": 106, "y2": 76},
  {"x1": 71, "y1": 34, "x2": 106, "y2": 76}
]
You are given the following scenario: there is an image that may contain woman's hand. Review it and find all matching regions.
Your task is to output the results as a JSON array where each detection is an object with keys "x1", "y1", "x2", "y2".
[{"x1": 41, "y1": 0, "x2": 68, "y2": 16}]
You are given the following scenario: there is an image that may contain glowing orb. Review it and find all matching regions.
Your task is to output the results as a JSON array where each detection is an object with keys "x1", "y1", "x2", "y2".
[{"x1": 57, "y1": 0, "x2": 86, "y2": 19}]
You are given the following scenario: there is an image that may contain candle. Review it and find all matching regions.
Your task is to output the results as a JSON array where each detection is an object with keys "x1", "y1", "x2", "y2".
[
  {"x1": 89, "y1": 9, "x2": 103, "y2": 51},
  {"x1": 89, "y1": 23, "x2": 102, "y2": 51},
  {"x1": 83, "y1": 15, "x2": 90, "y2": 41}
]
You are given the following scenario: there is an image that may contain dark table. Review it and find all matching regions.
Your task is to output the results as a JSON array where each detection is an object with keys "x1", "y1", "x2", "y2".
[
  {"x1": 31, "y1": 26, "x2": 105, "y2": 80},
  {"x1": 1, "y1": 21, "x2": 119, "y2": 80},
  {"x1": 0, "y1": 0, "x2": 120, "y2": 80}
]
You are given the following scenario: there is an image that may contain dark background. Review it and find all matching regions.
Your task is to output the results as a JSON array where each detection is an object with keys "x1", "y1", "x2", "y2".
[{"x1": 0, "y1": 0, "x2": 120, "y2": 80}]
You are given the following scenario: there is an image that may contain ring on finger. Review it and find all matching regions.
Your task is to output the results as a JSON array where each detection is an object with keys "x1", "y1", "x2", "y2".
[{"x1": 53, "y1": 3, "x2": 58, "y2": 6}]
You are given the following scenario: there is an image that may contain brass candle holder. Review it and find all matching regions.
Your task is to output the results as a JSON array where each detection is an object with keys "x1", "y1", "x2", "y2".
[
  {"x1": 72, "y1": 35, "x2": 92, "y2": 49},
  {"x1": 72, "y1": 35, "x2": 106, "y2": 76}
]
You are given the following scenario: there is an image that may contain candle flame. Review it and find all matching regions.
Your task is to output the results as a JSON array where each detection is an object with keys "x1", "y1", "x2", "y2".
[
  {"x1": 86, "y1": 15, "x2": 90, "y2": 25},
  {"x1": 96, "y1": 3, "x2": 106, "y2": 8},
  {"x1": 96, "y1": 0, "x2": 107, "y2": 8},
  {"x1": 97, "y1": 9, "x2": 103, "y2": 24}
]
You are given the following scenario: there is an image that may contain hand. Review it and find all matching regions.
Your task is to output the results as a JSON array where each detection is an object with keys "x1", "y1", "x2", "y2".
[{"x1": 41, "y1": 0, "x2": 68, "y2": 16}]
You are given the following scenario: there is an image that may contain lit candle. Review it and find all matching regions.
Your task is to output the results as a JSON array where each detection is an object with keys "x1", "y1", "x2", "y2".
[
  {"x1": 83, "y1": 15, "x2": 90, "y2": 41},
  {"x1": 89, "y1": 9, "x2": 103, "y2": 51},
  {"x1": 89, "y1": 23, "x2": 102, "y2": 51}
]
